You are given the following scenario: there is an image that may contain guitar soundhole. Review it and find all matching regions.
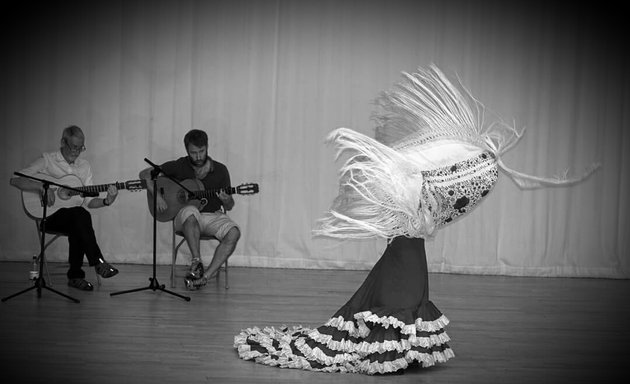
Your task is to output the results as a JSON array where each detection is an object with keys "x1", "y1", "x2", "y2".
[{"x1": 57, "y1": 188, "x2": 71, "y2": 200}]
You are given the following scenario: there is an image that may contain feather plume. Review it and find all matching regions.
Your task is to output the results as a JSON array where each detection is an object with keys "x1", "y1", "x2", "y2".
[
  {"x1": 315, "y1": 65, "x2": 601, "y2": 240},
  {"x1": 373, "y1": 64, "x2": 600, "y2": 189},
  {"x1": 313, "y1": 128, "x2": 434, "y2": 239}
]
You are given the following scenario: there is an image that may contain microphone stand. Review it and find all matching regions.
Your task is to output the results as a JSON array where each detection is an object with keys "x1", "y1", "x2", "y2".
[
  {"x1": 2, "y1": 172, "x2": 89, "y2": 303},
  {"x1": 110, "y1": 158, "x2": 190, "y2": 301}
]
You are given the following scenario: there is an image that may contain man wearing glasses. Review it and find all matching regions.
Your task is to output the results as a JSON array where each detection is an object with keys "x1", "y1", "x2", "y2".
[{"x1": 10, "y1": 125, "x2": 120, "y2": 291}]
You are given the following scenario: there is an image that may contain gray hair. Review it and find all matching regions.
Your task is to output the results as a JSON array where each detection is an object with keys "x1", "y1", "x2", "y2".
[{"x1": 61, "y1": 125, "x2": 84, "y2": 142}]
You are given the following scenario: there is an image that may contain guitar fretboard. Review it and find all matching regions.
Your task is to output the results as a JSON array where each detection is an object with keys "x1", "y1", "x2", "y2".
[
  {"x1": 192, "y1": 187, "x2": 236, "y2": 199},
  {"x1": 68, "y1": 182, "x2": 136, "y2": 196}
]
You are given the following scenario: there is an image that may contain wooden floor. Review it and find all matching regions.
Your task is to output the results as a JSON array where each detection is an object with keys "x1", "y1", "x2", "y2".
[{"x1": 0, "y1": 261, "x2": 628, "y2": 384}]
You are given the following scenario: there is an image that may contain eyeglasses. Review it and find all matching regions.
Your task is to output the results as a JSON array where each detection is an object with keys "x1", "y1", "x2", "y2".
[{"x1": 64, "y1": 140, "x2": 86, "y2": 153}]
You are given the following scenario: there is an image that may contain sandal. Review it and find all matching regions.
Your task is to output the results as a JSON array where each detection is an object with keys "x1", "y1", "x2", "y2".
[
  {"x1": 184, "y1": 276, "x2": 208, "y2": 291},
  {"x1": 95, "y1": 260, "x2": 119, "y2": 278},
  {"x1": 186, "y1": 259, "x2": 204, "y2": 280},
  {"x1": 68, "y1": 278, "x2": 94, "y2": 291}
]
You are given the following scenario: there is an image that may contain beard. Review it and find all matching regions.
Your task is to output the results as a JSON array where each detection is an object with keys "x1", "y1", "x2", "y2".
[{"x1": 189, "y1": 155, "x2": 208, "y2": 168}]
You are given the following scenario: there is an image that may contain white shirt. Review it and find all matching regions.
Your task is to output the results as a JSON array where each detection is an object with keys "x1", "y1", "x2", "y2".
[{"x1": 19, "y1": 151, "x2": 95, "y2": 206}]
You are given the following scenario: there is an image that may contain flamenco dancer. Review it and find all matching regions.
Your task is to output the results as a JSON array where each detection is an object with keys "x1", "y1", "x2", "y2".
[{"x1": 234, "y1": 65, "x2": 598, "y2": 374}]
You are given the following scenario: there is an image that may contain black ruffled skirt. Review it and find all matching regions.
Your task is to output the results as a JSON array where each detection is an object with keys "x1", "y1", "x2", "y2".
[{"x1": 234, "y1": 236, "x2": 454, "y2": 374}]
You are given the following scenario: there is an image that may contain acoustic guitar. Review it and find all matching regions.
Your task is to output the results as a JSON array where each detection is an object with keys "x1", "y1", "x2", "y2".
[
  {"x1": 146, "y1": 177, "x2": 259, "y2": 222},
  {"x1": 21, "y1": 174, "x2": 147, "y2": 219}
]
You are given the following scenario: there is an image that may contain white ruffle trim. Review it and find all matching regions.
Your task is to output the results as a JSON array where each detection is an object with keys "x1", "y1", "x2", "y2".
[
  {"x1": 325, "y1": 311, "x2": 450, "y2": 337},
  {"x1": 357, "y1": 347, "x2": 456, "y2": 375},
  {"x1": 235, "y1": 328, "x2": 357, "y2": 373},
  {"x1": 234, "y1": 313, "x2": 455, "y2": 375},
  {"x1": 236, "y1": 330, "x2": 455, "y2": 375},
  {"x1": 307, "y1": 327, "x2": 451, "y2": 355},
  {"x1": 294, "y1": 335, "x2": 361, "y2": 365}
]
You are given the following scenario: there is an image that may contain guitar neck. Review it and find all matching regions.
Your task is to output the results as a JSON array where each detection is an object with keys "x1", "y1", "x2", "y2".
[
  {"x1": 72, "y1": 181, "x2": 129, "y2": 195},
  {"x1": 193, "y1": 187, "x2": 235, "y2": 199}
]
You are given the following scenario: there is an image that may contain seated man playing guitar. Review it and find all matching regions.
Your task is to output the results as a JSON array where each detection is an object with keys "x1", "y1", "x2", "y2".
[
  {"x1": 10, "y1": 125, "x2": 120, "y2": 291},
  {"x1": 139, "y1": 129, "x2": 241, "y2": 290}
]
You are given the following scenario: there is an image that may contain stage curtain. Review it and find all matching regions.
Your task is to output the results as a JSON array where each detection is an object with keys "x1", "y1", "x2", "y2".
[{"x1": 0, "y1": 0, "x2": 627, "y2": 278}]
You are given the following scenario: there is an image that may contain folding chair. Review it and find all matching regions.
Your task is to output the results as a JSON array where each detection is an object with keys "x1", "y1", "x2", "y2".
[{"x1": 171, "y1": 220, "x2": 229, "y2": 289}]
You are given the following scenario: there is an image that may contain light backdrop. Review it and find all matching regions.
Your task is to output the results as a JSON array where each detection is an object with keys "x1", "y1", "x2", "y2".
[{"x1": 0, "y1": 0, "x2": 627, "y2": 278}]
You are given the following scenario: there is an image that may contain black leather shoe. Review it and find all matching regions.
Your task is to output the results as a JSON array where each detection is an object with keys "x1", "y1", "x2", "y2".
[
  {"x1": 95, "y1": 261, "x2": 119, "y2": 278},
  {"x1": 68, "y1": 278, "x2": 94, "y2": 291}
]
